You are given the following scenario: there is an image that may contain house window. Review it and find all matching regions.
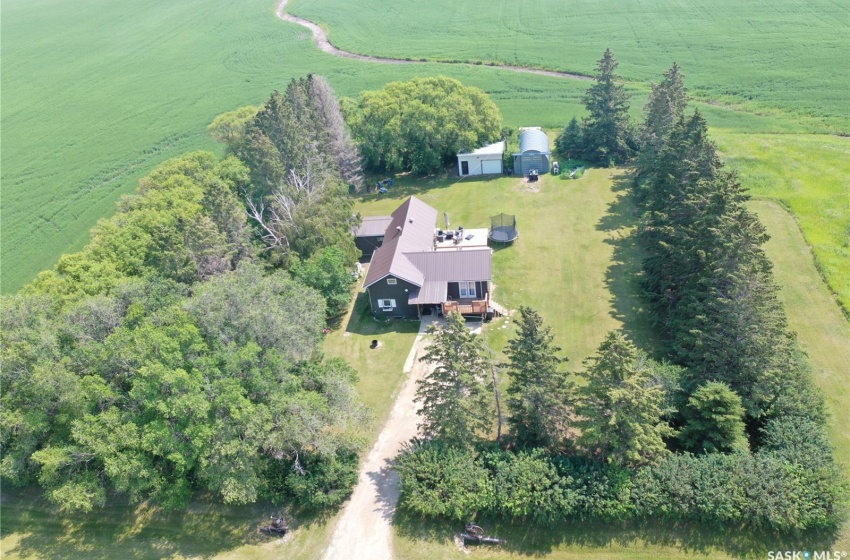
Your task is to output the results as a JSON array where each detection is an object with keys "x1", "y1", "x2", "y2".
[
  {"x1": 459, "y1": 281, "x2": 476, "y2": 298},
  {"x1": 378, "y1": 299, "x2": 396, "y2": 310},
  {"x1": 386, "y1": 278, "x2": 397, "y2": 285}
]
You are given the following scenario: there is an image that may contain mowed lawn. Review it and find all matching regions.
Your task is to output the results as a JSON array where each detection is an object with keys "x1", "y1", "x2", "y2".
[{"x1": 289, "y1": 0, "x2": 849, "y2": 130}]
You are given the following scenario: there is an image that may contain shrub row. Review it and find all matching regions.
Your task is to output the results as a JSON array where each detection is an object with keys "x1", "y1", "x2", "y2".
[{"x1": 397, "y1": 433, "x2": 848, "y2": 532}]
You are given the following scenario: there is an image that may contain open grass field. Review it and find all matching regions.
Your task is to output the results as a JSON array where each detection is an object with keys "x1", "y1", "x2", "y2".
[
  {"x1": 714, "y1": 131, "x2": 850, "y2": 314},
  {"x1": 289, "y1": 0, "x2": 850, "y2": 131},
  {"x1": 1, "y1": 0, "x2": 843, "y2": 294}
]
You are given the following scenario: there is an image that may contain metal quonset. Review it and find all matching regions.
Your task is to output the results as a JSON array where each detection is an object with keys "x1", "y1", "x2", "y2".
[{"x1": 512, "y1": 128, "x2": 551, "y2": 175}]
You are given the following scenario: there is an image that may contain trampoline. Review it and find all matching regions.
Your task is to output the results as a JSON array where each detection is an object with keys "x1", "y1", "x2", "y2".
[{"x1": 489, "y1": 213, "x2": 519, "y2": 243}]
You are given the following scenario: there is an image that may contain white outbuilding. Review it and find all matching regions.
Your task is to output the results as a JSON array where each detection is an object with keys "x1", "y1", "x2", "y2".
[{"x1": 457, "y1": 141, "x2": 505, "y2": 176}]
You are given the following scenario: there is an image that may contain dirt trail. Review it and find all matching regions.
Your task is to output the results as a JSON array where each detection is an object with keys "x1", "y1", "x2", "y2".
[
  {"x1": 321, "y1": 321, "x2": 435, "y2": 560},
  {"x1": 275, "y1": 0, "x2": 591, "y2": 80}
]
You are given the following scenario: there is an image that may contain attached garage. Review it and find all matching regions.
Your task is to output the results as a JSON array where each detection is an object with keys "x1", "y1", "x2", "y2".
[
  {"x1": 457, "y1": 141, "x2": 505, "y2": 176},
  {"x1": 513, "y1": 128, "x2": 551, "y2": 175}
]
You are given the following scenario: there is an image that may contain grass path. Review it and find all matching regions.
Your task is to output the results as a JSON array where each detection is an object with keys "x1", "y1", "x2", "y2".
[{"x1": 750, "y1": 200, "x2": 850, "y2": 476}]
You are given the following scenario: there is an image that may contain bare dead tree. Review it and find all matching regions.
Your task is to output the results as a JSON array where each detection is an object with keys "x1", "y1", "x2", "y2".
[{"x1": 310, "y1": 75, "x2": 364, "y2": 190}]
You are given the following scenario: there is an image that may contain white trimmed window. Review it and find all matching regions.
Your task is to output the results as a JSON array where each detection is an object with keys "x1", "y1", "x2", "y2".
[
  {"x1": 459, "y1": 281, "x2": 476, "y2": 298},
  {"x1": 377, "y1": 299, "x2": 396, "y2": 310},
  {"x1": 386, "y1": 278, "x2": 397, "y2": 285}
]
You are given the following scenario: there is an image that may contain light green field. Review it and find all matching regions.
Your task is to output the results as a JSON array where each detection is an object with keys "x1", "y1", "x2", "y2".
[
  {"x1": 289, "y1": 0, "x2": 849, "y2": 130},
  {"x1": 714, "y1": 131, "x2": 850, "y2": 313},
  {"x1": 1, "y1": 0, "x2": 843, "y2": 294}
]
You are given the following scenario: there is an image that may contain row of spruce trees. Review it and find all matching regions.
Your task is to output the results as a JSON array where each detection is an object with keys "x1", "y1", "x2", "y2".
[{"x1": 396, "y1": 52, "x2": 848, "y2": 538}]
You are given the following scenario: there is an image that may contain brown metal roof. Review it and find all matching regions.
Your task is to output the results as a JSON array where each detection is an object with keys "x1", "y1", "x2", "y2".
[
  {"x1": 354, "y1": 216, "x2": 392, "y2": 237},
  {"x1": 407, "y1": 281, "x2": 448, "y2": 305},
  {"x1": 362, "y1": 197, "x2": 438, "y2": 288},
  {"x1": 404, "y1": 249, "x2": 492, "y2": 282}
]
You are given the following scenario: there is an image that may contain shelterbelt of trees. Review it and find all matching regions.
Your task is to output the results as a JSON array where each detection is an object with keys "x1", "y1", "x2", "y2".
[
  {"x1": 1, "y1": 76, "x2": 369, "y2": 512},
  {"x1": 396, "y1": 53, "x2": 849, "y2": 535}
]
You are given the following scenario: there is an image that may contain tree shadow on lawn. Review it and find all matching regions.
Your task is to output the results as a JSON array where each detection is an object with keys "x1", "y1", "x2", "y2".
[
  {"x1": 595, "y1": 171, "x2": 663, "y2": 359},
  {"x1": 1, "y1": 487, "x2": 334, "y2": 560},
  {"x1": 393, "y1": 510, "x2": 841, "y2": 558}
]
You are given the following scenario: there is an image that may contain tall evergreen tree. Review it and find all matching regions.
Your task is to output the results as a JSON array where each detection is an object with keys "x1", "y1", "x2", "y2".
[
  {"x1": 415, "y1": 312, "x2": 492, "y2": 445},
  {"x1": 555, "y1": 117, "x2": 584, "y2": 161},
  {"x1": 678, "y1": 381, "x2": 749, "y2": 454},
  {"x1": 581, "y1": 49, "x2": 634, "y2": 166},
  {"x1": 504, "y1": 307, "x2": 575, "y2": 450},
  {"x1": 239, "y1": 78, "x2": 361, "y2": 266},
  {"x1": 639, "y1": 65, "x2": 687, "y2": 158},
  {"x1": 577, "y1": 331, "x2": 672, "y2": 467}
]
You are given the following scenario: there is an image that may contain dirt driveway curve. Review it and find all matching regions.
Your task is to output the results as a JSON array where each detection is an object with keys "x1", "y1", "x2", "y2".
[
  {"x1": 275, "y1": 0, "x2": 591, "y2": 80},
  {"x1": 321, "y1": 321, "x2": 435, "y2": 560}
]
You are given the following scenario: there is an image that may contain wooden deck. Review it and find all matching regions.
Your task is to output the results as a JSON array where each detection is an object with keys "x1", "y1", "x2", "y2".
[{"x1": 441, "y1": 298, "x2": 510, "y2": 318}]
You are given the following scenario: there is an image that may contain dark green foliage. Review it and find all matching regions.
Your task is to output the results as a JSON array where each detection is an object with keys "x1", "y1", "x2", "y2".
[
  {"x1": 577, "y1": 331, "x2": 673, "y2": 467},
  {"x1": 555, "y1": 117, "x2": 584, "y2": 160},
  {"x1": 415, "y1": 312, "x2": 493, "y2": 445},
  {"x1": 580, "y1": 49, "x2": 635, "y2": 166},
  {"x1": 678, "y1": 382, "x2": 748, "y2": 454},
  {"x1": 396, "y1": 443, "x2": 848, "y2": 532},
  {"x1": 238, "y1": 78, "x2": 361, "y2": 266},
  {"x1": 283, "y1": 449, "x2": 360, "y2": 509},
  {"x1": 637, "y1": 62, "x2": 688, "y2": 181},
  {"x1": 347, "y1": 76, "x2": 503, "y2": 174},
  {"x1": 503, "y1": 306, "x2": 575, "y2": 450},
  {"x1": 290, "y1": 246, "x2": 357, "y2": 321},
  {"x1": 395, "y1": 440, "x2": 491, "y2": 521}
]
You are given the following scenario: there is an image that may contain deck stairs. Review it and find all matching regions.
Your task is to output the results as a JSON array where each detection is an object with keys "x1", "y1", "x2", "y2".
[{"x1": 489, "y1": 300, "x2": 511, "y2": 318}]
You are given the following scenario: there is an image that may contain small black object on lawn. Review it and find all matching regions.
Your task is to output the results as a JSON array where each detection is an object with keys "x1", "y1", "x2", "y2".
[
  {"x1": 370, "y1": 339, "x2": 380, "y2": 349},
  {"x1": 260, "y1": 515, "x2": 288, "y2": 536}
]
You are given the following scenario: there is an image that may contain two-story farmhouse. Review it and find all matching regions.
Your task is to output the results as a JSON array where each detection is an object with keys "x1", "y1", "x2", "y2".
[{"x1": 357, "y1": 196, "x2": 493, "y2": 319}]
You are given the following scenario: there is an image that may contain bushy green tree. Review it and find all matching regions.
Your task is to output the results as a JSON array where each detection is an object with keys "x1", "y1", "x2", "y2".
[
  {"x1": 637, "y1": 62, "x2": 687, "y2": 179},
  {"x1": 577, "y1": 331, "x2": 673, "y2": 467},
  {"x1": 678, "y1": 382, "x2": 748, "y2": 454},
  {"x1": 347, "y1": 76, "x2": 503, "y2": 174},
  {"x1": 290, "y1": 246, "x2": 357, "y2": 321},
  {"x1": 207, "y1": 105, "x2": 260, "y2": 154},
  {"x1": 415, "y1": 312, "x2": 493, "y2": 445},
  {"x1": 580, "y1": 49, "x2": 634, "y2": 166},
  {"x1": 555, "y1": 116, "x2": 584, "y2": 160},
  {"x1": 504, "y1": 306, "x2": 575, "y2": 450}
]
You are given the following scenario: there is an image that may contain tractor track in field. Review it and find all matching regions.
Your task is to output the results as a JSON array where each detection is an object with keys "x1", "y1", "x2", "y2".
[{"x1": 276, "y1": 0, "x2": 592, "y2": 81}]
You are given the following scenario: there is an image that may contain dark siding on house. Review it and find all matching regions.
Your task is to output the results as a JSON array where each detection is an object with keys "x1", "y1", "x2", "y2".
[
  {"x1": 355, "y1": 235, "x2": 383, "y2": 261},
  {"x1": 367, "y1": 275, "x2": 419, "y2": 318},
  {"x1": 447, "y1": 281, "x2": 489, "y2": 300}
]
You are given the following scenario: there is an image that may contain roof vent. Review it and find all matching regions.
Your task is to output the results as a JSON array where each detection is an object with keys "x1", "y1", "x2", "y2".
[
  {"x1": 396, "y1": 226, "x2": 403, "y2": 235},
  {"x1": 409, "y1": 218, "x2": 413, "y2": 223}
]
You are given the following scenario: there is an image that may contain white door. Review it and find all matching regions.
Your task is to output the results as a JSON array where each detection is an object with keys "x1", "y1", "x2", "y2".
[{"x1": 481, "y1": 159, "x2": 501, "y2": 174}]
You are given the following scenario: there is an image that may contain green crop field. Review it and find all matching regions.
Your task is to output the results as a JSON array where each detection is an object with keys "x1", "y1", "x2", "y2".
[
  {"x1": 2, "y1": 0, "x2": 846, "y2": 294},
  {"x1": 2, "y1": 0, "x2": 849, "y2": 556},
  {"x1": 289, "y1": 0, "x2": 849, "y2": 131}
]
